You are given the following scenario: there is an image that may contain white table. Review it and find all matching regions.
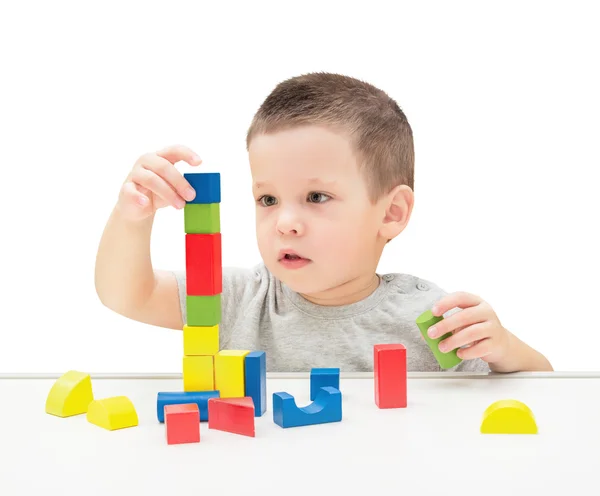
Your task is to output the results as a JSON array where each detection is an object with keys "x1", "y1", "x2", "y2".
[{"x1": 0, "y1": 371, "x2": 596, "y2": 495}]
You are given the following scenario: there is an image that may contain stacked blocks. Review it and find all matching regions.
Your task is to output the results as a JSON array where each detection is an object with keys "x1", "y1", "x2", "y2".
[{"x1": 374, "y1": 344, "x2": 407, "y2": 409}]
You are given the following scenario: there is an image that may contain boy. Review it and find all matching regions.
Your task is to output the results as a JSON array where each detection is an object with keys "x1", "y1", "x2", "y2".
[{"x1": 95, "y1": 72, "x2": 553, "y2": 374}]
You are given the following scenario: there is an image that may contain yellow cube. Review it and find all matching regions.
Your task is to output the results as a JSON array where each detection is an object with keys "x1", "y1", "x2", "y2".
[
  {"x1": 183, "y1": 356, "x2": 214, "y2": 391},
  {"x1": 183, "y1": 324, "x2": 219, "y2": 356},
  {"x1": 214, "y1": 350, "x2": 250, "y2": 398}
]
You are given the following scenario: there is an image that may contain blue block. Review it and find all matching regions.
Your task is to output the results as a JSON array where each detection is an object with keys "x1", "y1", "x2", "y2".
[
  {"x1": 245, "y1": 351, "x2": 267, "y2": 417},
  {"x1": 272, "y1": 386, "x2": 342, "y2": 428},
  {"x1": 156, "y1": 390, "x2": 220, "y2": 422},
  {"x1": 310, "y1": 367, "x2": 340, "y2": 400},
  {"x1": 184, "y1": 172, "x2": 221, "y2": 204}
]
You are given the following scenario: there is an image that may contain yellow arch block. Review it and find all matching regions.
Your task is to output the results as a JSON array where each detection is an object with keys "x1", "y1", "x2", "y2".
[
  {"x1": 45, "y1": 370, "x2": 94, "y2": 417},
  {"x1": 87, "y1": 396, "x2": 138, "y2": 430},
  {"x1": 480, "y1": 399, "x2": 538, "y2": 434}
]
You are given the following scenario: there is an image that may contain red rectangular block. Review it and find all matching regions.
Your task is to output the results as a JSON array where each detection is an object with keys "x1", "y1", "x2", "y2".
[
  {"x1": 165, "y1": 403, "x2": 200, "y2": 445},
  {"x1": 208, "y1": 397, "x2": 255, "y2": 437},
  {"x1": 185, "y1": 233, "x2": 222, "y2": 296},
  {"x1": 374, "y1": 344, "x2": 407, "y2": 409}
]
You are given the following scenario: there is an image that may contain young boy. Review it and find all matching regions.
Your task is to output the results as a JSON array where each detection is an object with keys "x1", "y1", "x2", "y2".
[{"x1": 95, "y1": 72, "x2": 553, "y2": 374}]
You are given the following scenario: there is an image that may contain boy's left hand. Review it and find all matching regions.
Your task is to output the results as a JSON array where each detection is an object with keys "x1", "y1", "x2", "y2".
[{"x1": 427, "y1": 292, "x2": 511, "y2": 363}]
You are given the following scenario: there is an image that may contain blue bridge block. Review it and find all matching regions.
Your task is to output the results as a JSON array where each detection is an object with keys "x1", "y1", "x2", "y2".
[
  {"x1": 310, "y1": 367, "x2": 340, "y2": 400},
  {"x1": 156, "y1": 390, "x2": 220, "y2": 422},
  {"x1": 245, "y1": 351, "x2": 267, "y2": 417},
  {"x1": 273, "y1": 386, "x2": 342, "y2": 428},
  {"x1": 184, "y1": 172, "x2": 221, "y2": 204}
]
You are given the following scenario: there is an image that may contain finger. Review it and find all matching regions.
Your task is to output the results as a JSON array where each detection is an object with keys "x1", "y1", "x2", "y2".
[
  {"x1": 120, "y1": 181, "x2": 150, "y2": 209},
  {"x1": 156, "y1": 144, "x2": 202, "y2": 167},
  {"x1": 456, "y1": 338, "x2": 493, "y2": 360},
  {"x1": 432, "y1": 291, "x2": 483, "y2": 317},
  {"x1": 427, "y1": 305, "x2": 485, "y2": 339},
  {"x1": 131, "y1": 167, "x2": 185, "y2": 209},
  {"x1": 139, "y1": 154, "x2": 197, "y2": 202},
  {"x1": 438, "y1": 321, "x2": 491, "y2": 353}
]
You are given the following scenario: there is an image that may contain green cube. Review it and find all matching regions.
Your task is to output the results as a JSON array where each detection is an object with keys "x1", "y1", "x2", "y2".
[
  {"x1": 186, "y1": 294, "x2": 221, "y2": 326},
  {"x1": 184, "y1": 203, "x2": 220, "y2": 234}
]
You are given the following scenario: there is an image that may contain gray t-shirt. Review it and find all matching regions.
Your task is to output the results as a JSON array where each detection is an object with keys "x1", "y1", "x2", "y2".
[{"x1": 174, "y1": 263, "x2": 490, "y2": 374}]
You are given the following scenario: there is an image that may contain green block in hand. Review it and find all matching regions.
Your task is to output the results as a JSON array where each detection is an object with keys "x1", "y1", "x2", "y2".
[{"x1": 416, "y1": 309, "x2": 463, "y2": 369}]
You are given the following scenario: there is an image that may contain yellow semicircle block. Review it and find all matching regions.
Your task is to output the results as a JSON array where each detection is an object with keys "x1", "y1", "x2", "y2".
[
  {"x1": 45, "y1": 370, "x2": 94, "y2": 417},
  {"x1": 87, "y1": 396, "x2": 139, "y2": 430},
  {"x1": 480, "y1": 399, "x2": 538, "y2": 434}
]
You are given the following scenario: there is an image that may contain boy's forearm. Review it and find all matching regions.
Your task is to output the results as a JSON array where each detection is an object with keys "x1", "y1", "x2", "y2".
[
  {"x1": 94, "y1": 205, "x2": 156, "y2": 315},
  {"x1": 489, "y1": 332, "x2": 554, "y2": 373}
]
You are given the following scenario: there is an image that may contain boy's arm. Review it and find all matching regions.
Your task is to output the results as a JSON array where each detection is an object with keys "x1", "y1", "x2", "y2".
[
  {"x1": 488, "y1": 332, "x2": 553, "y2": 373},
  {"x1": 94, "y1": 206, "x2": 182, "y2": 331}
]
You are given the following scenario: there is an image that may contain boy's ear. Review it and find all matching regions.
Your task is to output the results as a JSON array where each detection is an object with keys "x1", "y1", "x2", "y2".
[{"x1": 379, "y1": 184, "x2": 414, "y2": 241}]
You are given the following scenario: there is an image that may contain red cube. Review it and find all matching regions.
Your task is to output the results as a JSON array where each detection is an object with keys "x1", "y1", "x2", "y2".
[{"x1": 165, "y1": 403, "x2": 200, "y2": 445}]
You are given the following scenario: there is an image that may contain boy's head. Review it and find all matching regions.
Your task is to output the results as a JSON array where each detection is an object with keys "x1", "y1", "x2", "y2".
[{"x1": 245, "y1": 72, "x2": 415, "y2": 303}]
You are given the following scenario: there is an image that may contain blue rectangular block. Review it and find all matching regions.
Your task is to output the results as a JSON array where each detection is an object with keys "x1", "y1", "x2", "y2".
[
  {"x1": 156, "y1": 390, "x2": 220, "y2": 422},
  {"x1": 245, "y1": 351, "x2": 266, "y2": 417},
  {"x1": 310, "y1": 367, "x2": 340, "y2": 400},
  {"x1": 184, "y1": 172, "x2": 221, "y2": 204}
]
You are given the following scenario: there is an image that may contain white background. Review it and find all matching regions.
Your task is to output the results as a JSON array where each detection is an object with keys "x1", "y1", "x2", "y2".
[{"x1": 0, "y1": 1, "x2": 598, "y2": 373}]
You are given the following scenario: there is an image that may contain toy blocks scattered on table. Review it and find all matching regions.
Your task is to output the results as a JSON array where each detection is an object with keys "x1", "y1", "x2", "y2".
[
  {"x1": 480, "y1": 399, "x2": 538, "y2": 434},
  {"x1": 165, "y1": 403, "x2": 201, "y2": 444},
  {"x1": 310, "y1": 367, "x2": 340, "y2": 401},
  {"x1": 208, "y1": 397, "x2": 255, "y2": 437},
  {"x1": 157, "y1": 390, "x2": 220, "y2": 423},
  {"x1": 86, "y1": 396, "x2": 138, "y2": 431},
  {"x1": 374, "y1": 344, "x2": 407, "y2": 409},
  {"x1": 273, "y1": 386, "x2": 342, "y2": 428},
  {"x1": 45, "y1": 370, "x2": 94, "y2": 417},
  {"x1": 245, "y1": 351, "x2": 267, "y2": 417},
  {"x1": 215, "y1": 350, "x2": 251, "y2": 398},
  {"x1": 416, "y1": 309, "x2": 462, "y2": 369}
]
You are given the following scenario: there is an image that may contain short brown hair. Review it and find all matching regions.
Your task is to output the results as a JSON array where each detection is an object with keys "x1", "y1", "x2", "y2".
[{"x1": 246, "y1": 72, "x2": 414, "y2": 204}]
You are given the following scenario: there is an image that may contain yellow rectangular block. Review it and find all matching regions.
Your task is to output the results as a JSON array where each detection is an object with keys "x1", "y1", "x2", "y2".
[
  {"x1": 214, "y1": 350, "x2": 250, "y2": 398},
  {"x1": 183, "y1": 324, "x2": 219, "y2": 356},
  {"x1": 183, "y1": 356, "x2": 214, "y2": 391}
]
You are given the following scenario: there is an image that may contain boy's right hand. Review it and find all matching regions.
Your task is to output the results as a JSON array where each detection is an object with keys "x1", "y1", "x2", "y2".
[{"x1": 117, "y1": 144, "x2": 202, "y2": 222}]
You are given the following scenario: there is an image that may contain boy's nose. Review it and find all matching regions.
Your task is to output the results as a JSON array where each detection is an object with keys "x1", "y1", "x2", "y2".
[{"x1": 276, "y1": 212, "x2": 303, "y2": 235}]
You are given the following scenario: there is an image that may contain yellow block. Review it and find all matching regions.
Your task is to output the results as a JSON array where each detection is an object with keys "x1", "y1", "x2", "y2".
[
  {"x1": 183, "y1": 355, "x2": 214, "y2": 391},
  {"x1": 45, "y1": 370, "x2": 94, "y2": 417},
  {"x1": 183, "y1": 324, "x2": 219, "y2": 355},
  {"x1": 480, "y1": 399, "x2": 538, "y2": 434},
  {"x1": 214, "y1": 350, "x2": 250, "y2": 398},
  {"x1": 87, "y1": 396, "x2": 138, "y2": 430}
]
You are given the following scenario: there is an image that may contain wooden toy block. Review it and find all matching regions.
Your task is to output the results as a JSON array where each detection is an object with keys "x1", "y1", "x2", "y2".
[
  {"x1": 310, "y1": 367, "x2": 340, "y2": 401},
  {"x1": 45, "y1": 370, "x2": 94, "y2": 417},
  {"x1": 183, "y1": 356, "x2": 214, "y2": 391},
  {"x1": 273, "y1": 386, "x2": 342, "y2": 428},
  {"x1": 157, "y1": 390, "x2": 220, "y2": 422},
  {"x1": 374, "y1": 344, "x2": 407, "y2": 409},
  {"x1": 185, "y1": 233, "x2": 222, "y2": 296},
  {"x1": 244, "y1": 351, "x2": 267, "y2": 417},
  {"x1": 207, "y1": 397, "x2": 255, "y2": 437},
  {"x1": 415, "y1": 309, "x2": 462, "y2": 369},
  {"x1": 86, "y1": 396, "x2": 138, "y2": 430},
  {"x1": 165, "y1": 403, "x2": 201, "y2": 444},
  {"x1": 480, "y1": 399, "x2": 538, "y2": 434},
  {"x1": 184, "y1": 172, "x2": 221, "y2": 204},
  {"x1": 186, "y1": 294, "x2": 221, "y2": 327},
  {"x1": 184, "y1": 203, "x2": 220, "y2": 234},
  {"x1": 214, "y1": 350, "x2": 250, "y2": 398},
  {"x1": 183, "y1": 324, "x2": 219, "y2": 356}
]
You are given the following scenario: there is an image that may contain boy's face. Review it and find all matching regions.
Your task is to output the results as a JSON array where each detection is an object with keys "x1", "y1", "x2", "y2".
[{"x1": 249, "y1": 125, "x2": 388, "y2": 297}]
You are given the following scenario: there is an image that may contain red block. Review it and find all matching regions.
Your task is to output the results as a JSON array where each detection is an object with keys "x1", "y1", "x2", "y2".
[
  {"x1": 208, "y1": 397, "x2": 255, "y2": 437},
  {"x1": 185, "y1": 233, "x2": 222, "y2": 296},
  {"x1": 165, "y1": 403, "x2": 200, "y2": 445},
  {"x1": 374, "y1": 344, "x2": 407, "y2": 409}
]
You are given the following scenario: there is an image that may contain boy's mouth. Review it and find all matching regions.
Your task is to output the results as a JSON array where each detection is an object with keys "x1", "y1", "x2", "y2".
[{"x1": 278, "y1": 249, "x2": 311, "y2": 263}]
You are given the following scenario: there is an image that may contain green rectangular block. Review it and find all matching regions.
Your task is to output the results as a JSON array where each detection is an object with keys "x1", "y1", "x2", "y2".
[
  {"x1": 186, "y1": 294, "x2": 221, "y2": 326},
  {"x1": 184, "y1": 203, "x2": 220, "y2": 234}
]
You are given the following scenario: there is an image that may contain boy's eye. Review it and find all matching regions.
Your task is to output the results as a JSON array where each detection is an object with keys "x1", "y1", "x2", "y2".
[
  {"x1": 307, "y1": 192, "x2": 331, "y2": 203},
  {"x1": 258, "y1": 195, "x2": 278, "y2": 207}
]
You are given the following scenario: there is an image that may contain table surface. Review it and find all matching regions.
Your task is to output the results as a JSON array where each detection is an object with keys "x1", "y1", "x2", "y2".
[{"x1": 0, "y1": 371, "x2": 597, "y2": 495}]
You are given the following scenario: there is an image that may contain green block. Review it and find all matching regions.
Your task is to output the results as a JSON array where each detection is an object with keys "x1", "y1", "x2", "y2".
[
  {"x1": 416, "y1": 310, "x2": 463, "y2": 369},
  {"x1": 184, "y1": 203, "x2": 220, "y2": 234},
  {"x1": 186, "y1": 294, "x2": 221, "y2": 326}
]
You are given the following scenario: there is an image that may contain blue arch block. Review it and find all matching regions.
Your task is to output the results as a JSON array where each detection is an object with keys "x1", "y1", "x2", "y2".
[
  {"x1": 273, "y1": 386, "x2": 342, "y2": 428},
  {"x1": 310, "y1": 367, "x2": 340, "y2": 400},
  {"x1": 156, "y1": 390, "x2": 220, "y2": 422}
]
